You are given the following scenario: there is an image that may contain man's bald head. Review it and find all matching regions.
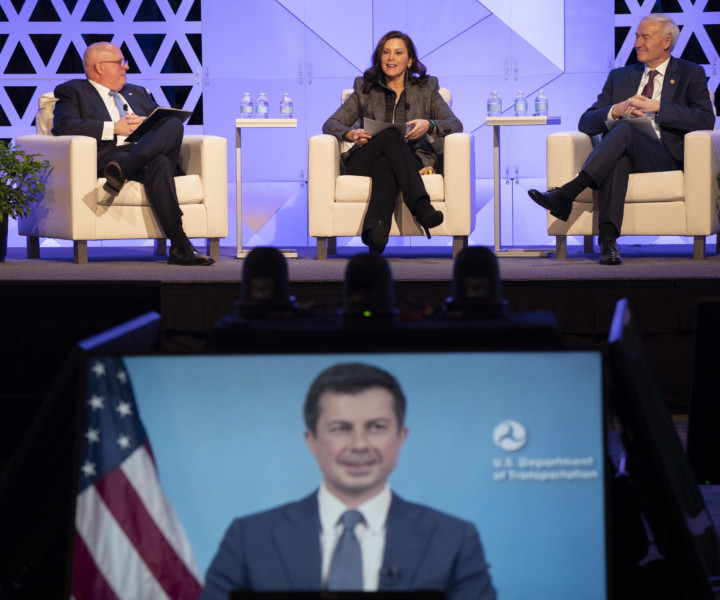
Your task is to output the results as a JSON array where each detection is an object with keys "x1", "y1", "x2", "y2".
[{"x1": 83, "y1": 42, "x2": 128, "y2": 91}]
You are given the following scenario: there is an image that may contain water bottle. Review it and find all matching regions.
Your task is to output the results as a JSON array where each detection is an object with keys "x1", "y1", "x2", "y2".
[
  {"x1": 240, "y1": 92, "x2": 253, "y2": 119},
  {"x1": 486, "y1": 91, "x2": 502, "y2": 117},
  {"x1": 513, "y1": 91, "x2": 527, "y2": 116},
  {"x1": 534, "y1": 90, "x2": 548, "y2": 116},
  {"x1": 255, "y1": 92, "x2": 269, "y2": 118},
  {"x1": 279, "y1": 92, "x2": 293, "y2": 118}
]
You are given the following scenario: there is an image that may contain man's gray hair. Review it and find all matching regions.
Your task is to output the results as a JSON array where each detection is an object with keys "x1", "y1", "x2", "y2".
[{"x1": 642, "y1": 14, "x2": 680, "y2": 51}]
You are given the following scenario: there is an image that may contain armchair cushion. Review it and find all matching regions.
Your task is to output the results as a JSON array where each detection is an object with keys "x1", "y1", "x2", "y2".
[
  {"x1": 96, "y1": 175, "x2": 204, "y2": 207},
  {"x1": 334, "y1": 173, "x2": 445, "y2": 203}
]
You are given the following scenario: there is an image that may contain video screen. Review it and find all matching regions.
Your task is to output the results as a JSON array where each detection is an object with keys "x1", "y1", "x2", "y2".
[{"x1": 90, "y1": 350, "x2": 606, "y2": 599}]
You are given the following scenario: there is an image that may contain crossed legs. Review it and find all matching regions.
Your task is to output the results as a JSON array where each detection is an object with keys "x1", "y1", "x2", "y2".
[
  {"x1": 346, "y1": 128, "x2": 442, "y2": 253},
  {"x1": 102, "y1": 117, "x2": 213, "y2": 265}
]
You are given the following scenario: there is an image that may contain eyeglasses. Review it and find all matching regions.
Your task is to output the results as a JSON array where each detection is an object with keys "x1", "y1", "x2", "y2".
[{"x1": 96, "y1": 59, "x2": 129, "y2": 68}]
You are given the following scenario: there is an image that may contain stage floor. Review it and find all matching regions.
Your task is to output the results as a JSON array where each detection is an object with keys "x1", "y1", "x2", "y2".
[{"x1": 1, "y1": 242, "x2": 719, "y2": 282}]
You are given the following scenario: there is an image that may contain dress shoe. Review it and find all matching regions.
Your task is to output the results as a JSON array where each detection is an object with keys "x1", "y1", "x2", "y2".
[
  {"x1": 599, "y1": 238, "x2": 622, "y2": 265},
  {"x1": 412, "y1": 199, "x2": 444, "y2": 238},
  {"x1": 362, "y1": 221, "x2": 388, "y2": 254},
  {"x1": 168, "y1": 242, "x2": 215, "y2": 266},
  {"x1": 527, "y1": 188, "x2": 573, "y2": 222},
  {"x1": 102, "y1": 161, "x2": 125, "y2": 196}
]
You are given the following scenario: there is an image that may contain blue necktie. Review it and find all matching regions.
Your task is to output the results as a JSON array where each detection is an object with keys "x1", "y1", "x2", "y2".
[
  {"x1": 109, "y1": 90, "x2": 127, "y2": 118},
  {"x1": 327, "y1": 510, "x2": 364, "y2": 590}
]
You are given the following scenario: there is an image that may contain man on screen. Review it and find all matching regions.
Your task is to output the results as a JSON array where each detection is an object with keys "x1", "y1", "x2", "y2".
[{"x1": 201, "y1": 362, "x2": 496, "y2": 600}]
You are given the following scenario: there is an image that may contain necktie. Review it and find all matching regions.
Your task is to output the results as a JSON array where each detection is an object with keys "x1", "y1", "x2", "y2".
[
  {"x1": 641, "y1": 70, "x2": 658, "y2": 99},
  {"x1": 109, "y1": 90, "x2": 127, "y2": 118},
  {"x1": 327, "y1": 510, "x2": 364, "y2": 590}
]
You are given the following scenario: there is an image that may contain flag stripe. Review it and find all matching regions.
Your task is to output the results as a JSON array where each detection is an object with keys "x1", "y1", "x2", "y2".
[
  {"x1": 95, "y1": 451, "x2": 202, "y2": 598},
  {"x1": 74, "y1": 357, "x2": 202, "y2": 600},
  {"x1": 76, "y1": 484, "x2": 171, "y2": 600},
  {"x1": 72, "y1": 532, "x2": 121, "y2": 600},
  {"x1": 121, "y1": 442, "x2": 201, "y2": 580}
]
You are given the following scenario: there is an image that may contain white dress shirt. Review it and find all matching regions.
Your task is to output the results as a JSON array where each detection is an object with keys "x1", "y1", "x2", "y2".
[
  {"x1": 637, "y1": 57, "x2": 669, "y2": 138},
  {"x1": 317, "y1": 483, "x2": 392, "y2": 591},
  {"x1": 88, "y1": 79, "x2": 131, "y2": 144}
]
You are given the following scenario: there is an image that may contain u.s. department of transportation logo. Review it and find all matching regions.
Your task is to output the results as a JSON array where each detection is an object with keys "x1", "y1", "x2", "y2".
[{"x1": 493, "y1": 420, "x2": 528, "y2": 452}]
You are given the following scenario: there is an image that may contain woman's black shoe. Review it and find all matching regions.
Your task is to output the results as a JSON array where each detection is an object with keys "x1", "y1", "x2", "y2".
[
  {"x1": 413, "y1": 199, "x2": 444, "y2": 239},
  {"x1": 361, "y1": 221, "x2": 388, "y2": 254}
]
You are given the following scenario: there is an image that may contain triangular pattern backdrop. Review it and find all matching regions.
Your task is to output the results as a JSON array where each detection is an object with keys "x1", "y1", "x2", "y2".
[{"x1": 0, "y1": 0, "x2": 202, "y2": 142}]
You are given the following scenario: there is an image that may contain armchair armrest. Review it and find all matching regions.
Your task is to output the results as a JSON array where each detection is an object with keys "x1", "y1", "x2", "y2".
[
  {"x1": 180, "y1": 135, "x2": 228, "y2": 237},
  {"x1": 546, "y1": 131, "x2": 593, "y2": 188},
  {"x1": 308, "y1": 134, "x2": 341, "y2": 236},
  {"x1": 684, "y1": 129, "x2": 720, "y2": 235},
  {"x1": 442, "y1": 132, "x2": 474, "y2": 234},
  {"x1": 15, "y1": 134, "x2": 99, "y2": 239}
]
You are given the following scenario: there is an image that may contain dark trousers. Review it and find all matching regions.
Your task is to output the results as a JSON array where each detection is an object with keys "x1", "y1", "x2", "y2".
[
  {"x1": 102, "y1": 116, "x2": 185, "y2": 234},
  {"x1": 345, "y1": 128, "x2": 429, "y2": 234},
  {"x1": 582, "y1": 122, "x2": 679, "y2": 233}
]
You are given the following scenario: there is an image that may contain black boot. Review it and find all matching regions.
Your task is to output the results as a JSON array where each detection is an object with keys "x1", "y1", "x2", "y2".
[
  {"x1": 412, "y1": 198, "x2": 443, "y2": 239},
  {"x1": 361, "y1": 221, "x2": 389, "y2": 254}
]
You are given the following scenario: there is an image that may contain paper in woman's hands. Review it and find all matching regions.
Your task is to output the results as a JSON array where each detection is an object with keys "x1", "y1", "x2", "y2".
[{"x1": 363, "y1": 117, "x2": 410, "y2": 136}]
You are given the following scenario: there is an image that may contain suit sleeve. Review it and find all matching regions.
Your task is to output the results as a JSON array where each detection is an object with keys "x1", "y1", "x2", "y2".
[
  {"x1": 200, "y1": 520, "x2": 247, "y2": 600},
  {"x1": 124, "y1": 85, "x2": 159, "y2": 117},
  {"x1": 656, "y1": 63, "x2": 715, "y2": 134},
  {"x1": 578, "y1": 71, "x2": 617, "y2": 137},
  {"x1": 52, "y1": 81, "x2": 106, "y2": 140},
  {"x1": 428, "y1": 77, "x2": 462, "y2": 136},
  {"x1": 447, "y1": 522, "x2": 497, "y2": 600}
]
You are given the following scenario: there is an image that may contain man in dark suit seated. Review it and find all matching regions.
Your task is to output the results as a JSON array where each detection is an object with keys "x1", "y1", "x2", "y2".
[
  {"x1": 52, "y1": 41, "x2": 214, "y2": 266},
  {"x1": 528, "y1": 13, "x2": 714, "y2": 265},
  {"x1": 201, "y1": 363, "x2": 496, "y2": 600}
]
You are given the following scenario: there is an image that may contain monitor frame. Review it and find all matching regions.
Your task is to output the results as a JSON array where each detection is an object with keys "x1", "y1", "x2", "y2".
[{"x1": 608, "y1": 298, "x2": 720, "y2": 598}]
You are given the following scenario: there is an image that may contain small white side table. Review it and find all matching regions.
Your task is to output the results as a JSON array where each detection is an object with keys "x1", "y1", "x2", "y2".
[
  {"x1": 235, "y1": 118, "x2": 298, "y2": 258},
  {"x1": 485, "y1": 115, "x2": 561, "y2": 257}
]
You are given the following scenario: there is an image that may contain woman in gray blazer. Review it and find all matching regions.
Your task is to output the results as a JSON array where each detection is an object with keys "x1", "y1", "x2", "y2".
[{"x1": 322, "y1": 31, "x2": 463, "y2": 254}]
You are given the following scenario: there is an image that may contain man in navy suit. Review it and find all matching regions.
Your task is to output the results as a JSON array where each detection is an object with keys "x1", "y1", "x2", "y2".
[
  {"x1": 528, "y1": 14, "x2": 714, "y2": 265},
  {"x1": 52, "y1": 41, "x2": 214, "y2": 265},
  {"x1": 201, "y1": 363, "x2": 496, "y2": 600}
]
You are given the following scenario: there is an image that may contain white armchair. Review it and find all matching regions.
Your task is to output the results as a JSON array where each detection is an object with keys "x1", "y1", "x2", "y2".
[
  {"x1": 546, "y1": 127, "x2": 720, "y2": 260},
  {"x1": 15, "y1": 93, "x2": 228, "y2": 264},
  {"x1": 308, "y1": 88, "x2": 475, "y2": 260}
]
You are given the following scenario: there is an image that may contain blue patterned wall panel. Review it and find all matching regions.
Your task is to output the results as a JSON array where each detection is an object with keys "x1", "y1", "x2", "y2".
[
  {"x1": 278, "y1": 0, "x2": 373, "y2": 73},
  {"x1": 485, "y1": 0, "x2": 565, "y2": 70},
  {"x1": 405, "y1": 0, "x2": 492, "y2": 58}
]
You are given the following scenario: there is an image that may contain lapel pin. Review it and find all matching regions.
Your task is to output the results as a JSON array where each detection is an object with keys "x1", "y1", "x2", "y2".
[{"x1": 670, "y1": 79, "x2": 675, "y2": 84}]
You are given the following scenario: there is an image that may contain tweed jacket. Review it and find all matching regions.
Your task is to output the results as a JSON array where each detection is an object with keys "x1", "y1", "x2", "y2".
[{"x1": 322, "y1": 75, "x2": 463, "y2": 170}]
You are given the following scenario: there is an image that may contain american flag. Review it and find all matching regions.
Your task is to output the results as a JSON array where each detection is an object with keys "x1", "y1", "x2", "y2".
[{"x1": 73, "y1": 356, "x2": 202, "y2": 600}]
